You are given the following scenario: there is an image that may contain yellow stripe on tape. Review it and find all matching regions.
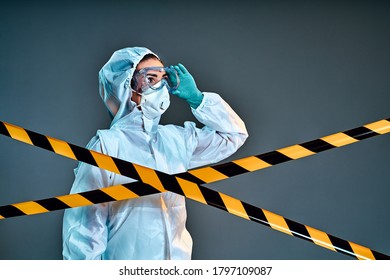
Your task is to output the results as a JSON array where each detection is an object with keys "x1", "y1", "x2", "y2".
[
  {"x1": 321, "y1": 132, "x2": 358, "y2": 147},
  {"x1": 233, "y1": 156, "x2": 272, "y2": 171},
  {"x1": 306, "y1": 226, "x2": 337, "y2": 252},
  {"x1": 219, "y1": 193, "x2": 250, "y2": 220},
  {"x1": 90, "y1": 150, "x2": 121, "y2": 174},
  {"x1": 13, "y1": 201, "x2": 49, "y2": 215},
  {"x1": 47, "y1": 137, "x2": 77, "y2": 160},
  {"x1": 133, "y1": 164, "x2": 165, "y2": 193},
  {"x1": 262, "y1": 209, "x2": 293, "y2": 236},
  {"x1": 349, "y1": 242, "x2": 375, "y2": 260},
  {"x1": 56, "y1": 194, "x2": 94, "y2": 208},
  {"x1": 188, "y1": 167, "x2": 228, "y2": 183},
  {"x1": 364, "y1": 119, "x2": 390, "y2": 135},
  {"x1": 100, "y1": 185, "x2": 139, "y2": 201},
  {"x1": 4, "y1": 123, "x2": 33, "y2": 145},
  {"x1": 177, "y1": 178, "x2": 207, "y2": 205},
  {"x1": 277, "y1": 145, "x2": 315, "y2": 159}
]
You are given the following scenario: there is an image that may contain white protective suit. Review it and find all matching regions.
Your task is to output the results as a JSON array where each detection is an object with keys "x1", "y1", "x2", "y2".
[{"x1": 62, "y1": 47, "x2": 248, "y2": 260}]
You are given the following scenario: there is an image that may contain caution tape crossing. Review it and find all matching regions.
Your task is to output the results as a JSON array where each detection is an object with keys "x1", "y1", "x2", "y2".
[{"x1": 0, "y1": 118, "x2": 389, "y2": 259}]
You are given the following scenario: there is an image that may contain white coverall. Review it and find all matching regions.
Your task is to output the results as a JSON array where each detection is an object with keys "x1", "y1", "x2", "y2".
[{"x1": 62, "y1": 47, "x2": 248, "y2": 260}]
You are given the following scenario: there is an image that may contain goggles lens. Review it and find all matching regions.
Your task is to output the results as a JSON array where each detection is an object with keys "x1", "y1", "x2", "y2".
[{"x1": 131, "y1": 67, "x2": 179, "y2": 93}]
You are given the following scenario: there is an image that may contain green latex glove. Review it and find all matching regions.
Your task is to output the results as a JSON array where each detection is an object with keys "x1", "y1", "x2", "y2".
[{"x1": 168, "y1": 64, "x2": 203, "y2": 109}]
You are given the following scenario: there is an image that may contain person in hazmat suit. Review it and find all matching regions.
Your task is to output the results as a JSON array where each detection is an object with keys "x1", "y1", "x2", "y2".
[{"x1": 62, "y1": 47, "x2": 248, "y2": 260}]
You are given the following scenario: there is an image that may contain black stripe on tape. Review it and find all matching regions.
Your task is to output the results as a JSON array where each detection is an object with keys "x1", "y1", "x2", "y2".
[
  {"x1": 36, "y1": 197, "x2": 70, "y2": 211},
  {"x1": 344, "y1": 126, "x2": 378, "y2": 140},
  {"x1": 81, "y1": 189, "x2": 115, "y2": 205},
  {"x1": 0, "y1": 205, "x2": 26, "y2": 218},
  {"x1": 123, "y1": 181, "x2": 161, "y2": 197},
  {"x1": 198, "y1": 186, "x2": 227, "y2": 211},
  {"x1": 175, "y1": 172, "x2": 206, "y2": 185},
  {"x1": 68, "y1": 144, "x2": 98, "y2": 167},
  {"x1": 0, "y1": 122, "x2": 11, "y2": 137},
  {"x1": 26, "y1": 130, "x2": 55, "y2": 152},
  {"x1": 328, "y1": 234, "x2": 355, "y2": 257},
  {"x1": 212, "y1": 162, "x2": 249, "y2": 177},
  {"x1": 257, "y1": 151, "x2": 292, "y2": 165},
  {"x1": 300, "y1": 139, "x2": 335, "y2": 153},
  {"x1": 285, "y1": 218, "x2": 311, "y2": 241},
  {"x1": 156, "y1": 171, "x2": 185, "y2": 196},
  {"x1": 112, "y1": 158, "x2": 142, "y2": 181},
  {"x1": 241, "y1": 202, "x2": 269, "y2": 227},
  {"x1": 372, "y1": 250, "x2": 390, "y2": 260}
]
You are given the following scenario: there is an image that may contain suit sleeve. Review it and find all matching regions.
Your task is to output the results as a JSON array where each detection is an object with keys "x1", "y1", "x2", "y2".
[
  {"x1": 186, "y1": 92, "x2": 248, "y2": 169},
  {"x1": 62, "y1": 135, "x2": 111, "y2": 260}
]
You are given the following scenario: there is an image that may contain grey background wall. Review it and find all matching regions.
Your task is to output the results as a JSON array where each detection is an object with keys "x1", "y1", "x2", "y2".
[{"x1": 0, "y1": 0, "x2": 389, "y2": 260}]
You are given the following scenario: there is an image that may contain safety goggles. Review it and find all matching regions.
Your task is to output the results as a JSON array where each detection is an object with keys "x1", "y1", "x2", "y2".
[{"x1": 131, "y1": 66, "x2": 180, "y2": 94}]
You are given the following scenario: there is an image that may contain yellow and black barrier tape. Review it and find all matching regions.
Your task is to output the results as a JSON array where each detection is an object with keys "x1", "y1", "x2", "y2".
[
  {"x1": 183, "y1": 118, "x2": 390, "y2": 184},
  {"x1": 0, "y1": 118, "x2": 389, "y2": 260},
  {"x1": 1, "y1": 178, "x2": 389, "y2": 260},
  {"x1": 1, "y1": 118, "x2": 389, "y2": 187}
]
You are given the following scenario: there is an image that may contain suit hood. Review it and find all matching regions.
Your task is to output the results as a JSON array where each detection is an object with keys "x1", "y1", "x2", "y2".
[{"x1": 98, "y1": 47, "x2": 158, "y2": 126}]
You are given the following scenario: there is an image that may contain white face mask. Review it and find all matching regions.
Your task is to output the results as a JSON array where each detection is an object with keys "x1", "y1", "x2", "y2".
[{"x1": 138, "y1": 81, "x2": 170, "y2": 120}]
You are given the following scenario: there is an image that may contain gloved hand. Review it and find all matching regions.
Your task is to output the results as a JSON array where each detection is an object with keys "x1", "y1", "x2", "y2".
[{"x1": 168, "y1": 63, "x2": 203, "y2": 109}]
